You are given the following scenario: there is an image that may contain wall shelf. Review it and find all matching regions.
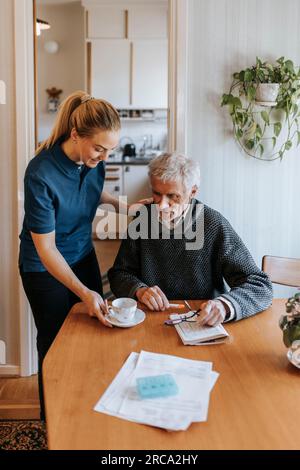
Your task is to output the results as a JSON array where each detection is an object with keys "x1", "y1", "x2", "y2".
[
  {"x1": 118, "y1": 108, "x2": 167, "y2": 121},
  {"x1": 121, "y1": 117, "x2": 157, "y2": 122}
]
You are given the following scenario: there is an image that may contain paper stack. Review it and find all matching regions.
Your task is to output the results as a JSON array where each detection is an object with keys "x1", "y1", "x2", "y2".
[{"x1": 94, "y1": 350, "x2": 219, "y2": 431}]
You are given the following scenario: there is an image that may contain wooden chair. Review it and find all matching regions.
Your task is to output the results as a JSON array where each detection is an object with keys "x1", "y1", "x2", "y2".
[{"x1": 262, "y1": 255, "x2": 300, "y2": 287}]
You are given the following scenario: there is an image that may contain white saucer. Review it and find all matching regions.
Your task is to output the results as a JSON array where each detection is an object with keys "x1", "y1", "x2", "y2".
[{"x1": 105, "y1": 308, "x2": 146, "y2": 328}]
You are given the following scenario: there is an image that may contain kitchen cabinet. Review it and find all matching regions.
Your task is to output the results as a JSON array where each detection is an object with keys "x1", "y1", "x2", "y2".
[
  {"x1": 88, "y1": 6, "x2": 125, "y2": 39},
  {"x1": 123, "y1": 164, "x2": 151, "y2": 204},
  {"x1": 102, "y1": 166, "x2": 122, "y2": 197},
  {"x1": 90, "y1": 39, "x2": 130, "y2": 107},
  {"x1": 93, "y1": 164, "x2": 151, "y2": 238},
  {"x1": 85, "y1": 1, "x2": 168, "y2": 108},
  {"x1": 84, "y1": 2, "x2": 167, "y2": 39},
  {"x1": 127, "y1": 6, "x2": 167, "y2": 39},
  {"x1": 90, "y1": 39, "x2": 167, "y2": 108},
  {"x1": 93, "y1": 165, "x2": 124, "y2": 239},
  {"x1": 132, "y1": 40, "x2": 168, "y2": 108}
]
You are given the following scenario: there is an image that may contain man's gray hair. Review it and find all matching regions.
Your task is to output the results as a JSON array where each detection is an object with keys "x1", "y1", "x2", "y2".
[{"x1": 148, "y1": 153, "x2": 200, "y2": 191}]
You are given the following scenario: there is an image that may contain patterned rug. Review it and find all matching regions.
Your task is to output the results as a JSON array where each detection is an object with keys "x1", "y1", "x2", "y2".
[
  {"x1": 0, "y1": 420, "x2": 47, "y2": 450},
  {"x1": 0, "y1": 274, "x2": 114, "y2": 451}
]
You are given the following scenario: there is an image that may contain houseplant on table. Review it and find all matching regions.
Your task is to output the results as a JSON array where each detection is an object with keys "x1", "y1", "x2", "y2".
[
  {"x1": 221, "y1": 57, "x2": 300, "y2": 161},
  {"x1": 279, "y1": 292, "x2": 300, "y2": 368}
]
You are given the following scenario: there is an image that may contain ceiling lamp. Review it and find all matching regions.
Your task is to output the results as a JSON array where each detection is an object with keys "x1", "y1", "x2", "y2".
[{"x1": 36, "y1": 18, "x2": 51, "y2": 36}]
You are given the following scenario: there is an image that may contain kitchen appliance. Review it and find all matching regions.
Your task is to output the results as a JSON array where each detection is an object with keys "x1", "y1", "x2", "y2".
[{"x1": 122, "y1": 143, "x2": 136, "y2": 158}]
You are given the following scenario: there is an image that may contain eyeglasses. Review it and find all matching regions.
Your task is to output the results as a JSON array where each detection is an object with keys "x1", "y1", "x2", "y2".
[{"x1": 164, "y1": 308, "x2": 201, "y2": 326}]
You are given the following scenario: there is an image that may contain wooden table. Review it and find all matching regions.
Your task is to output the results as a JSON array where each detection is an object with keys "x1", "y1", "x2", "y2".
[{"x1": 43, "y1": 299, "x2": 300, "y2": 450}]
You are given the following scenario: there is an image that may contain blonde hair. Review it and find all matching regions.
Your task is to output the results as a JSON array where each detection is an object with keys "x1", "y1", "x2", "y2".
[{"x1": 36, "y1": 91, "x2": 120, "y2": 155}]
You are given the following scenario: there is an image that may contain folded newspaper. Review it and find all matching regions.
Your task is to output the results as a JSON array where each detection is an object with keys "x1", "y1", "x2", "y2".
[
  {"x1": 169, "y1": 312, "x2": 229, "y2": 345},
  {"x1": 94, "y1": 350, "x2": 219, "y2": 431}
]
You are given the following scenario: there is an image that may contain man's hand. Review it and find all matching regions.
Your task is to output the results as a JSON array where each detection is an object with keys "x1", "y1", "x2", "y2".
[
  {"x1": 196, "y1": 299, "x2": 227, "y2": 326},
  {"x1": 135, "y1": 286, "x2": 170, "y2": 311}
]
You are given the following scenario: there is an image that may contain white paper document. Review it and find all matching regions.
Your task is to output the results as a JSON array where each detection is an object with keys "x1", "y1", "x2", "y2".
[{"x1": 94, "y1": 351, "x2": 219, "y2": 431}]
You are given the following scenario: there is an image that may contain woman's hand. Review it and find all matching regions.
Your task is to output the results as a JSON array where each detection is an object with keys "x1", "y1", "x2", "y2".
[
  {"x1": 128, "y1": 197, "x2": 153, "y2": 216},
  {"x1": 135, "y1": 286, "x2": 170, "y2": 311},
  {"x1": 81, "y1": 290, "x2": 112, "y2": 327}
]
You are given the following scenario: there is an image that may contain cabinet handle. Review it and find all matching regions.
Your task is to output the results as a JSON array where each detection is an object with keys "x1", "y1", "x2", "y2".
[
  {"x1": 106, "y1": 176, "x2": 120, "y2": 181},
  {"x1": 106, "y1": 167, "x2": 120, "y2": 172},
  {"x1": 130, "y1": 42, "x2": 133, "y2": 106},
  {"x1": 125, "y1": 10, "x2": 128, "y2": 39},
  {"x1": 125, "y1": 166, "x2": 130, "y2": 172},
  {"x1": 87, "y1": 41, "x2": 91, "y2": 93}
]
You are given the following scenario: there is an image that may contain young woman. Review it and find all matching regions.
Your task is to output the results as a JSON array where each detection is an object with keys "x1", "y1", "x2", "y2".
[{"x1": 19, "y1": 91, "x2": 129, "y2": 419}]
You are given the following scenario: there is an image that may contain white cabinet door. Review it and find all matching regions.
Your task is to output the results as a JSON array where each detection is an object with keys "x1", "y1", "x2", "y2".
[
  {"x1": 123, "y1": 165, "x2": 151, "y2": 205},
  {"x1": 90, "y1": 39, "x2": 130, "y2": 107},
  {"x1": 128, "y1": 6, "x2": 168, "y2": 39},
  {"x1": 132, "y1": 40, "x2": 168, "y2": 108},
  {"x1": 88, "y1": 7, "x2": 125, "y2": 39},
  {"x1": 93, "y1": 165, "x2": 124, "y2": 239}
]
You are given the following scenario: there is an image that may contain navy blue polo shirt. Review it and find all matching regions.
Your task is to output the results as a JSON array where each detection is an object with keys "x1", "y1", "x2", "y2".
[{"x1": 19, "y1": 137, "x2": 105, "y2": 272}]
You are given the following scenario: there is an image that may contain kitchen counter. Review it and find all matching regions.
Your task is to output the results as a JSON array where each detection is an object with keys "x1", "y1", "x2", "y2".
[
  {"x1": 106, "y1": 151, "x2": 162, "y2": 166},
  {"x1": 106, "y1": 158, "x2": 152, "y2": 166}
]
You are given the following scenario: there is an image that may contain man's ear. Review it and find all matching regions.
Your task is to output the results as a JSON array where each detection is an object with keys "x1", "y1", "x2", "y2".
[{"x1": 190, "y1": 185, "x2": 198, "y2": 198}]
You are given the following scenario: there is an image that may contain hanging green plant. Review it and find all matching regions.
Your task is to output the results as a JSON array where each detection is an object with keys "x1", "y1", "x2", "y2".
[{"x1": 221, "y1": 57, "x2": 300, "y2": 161}]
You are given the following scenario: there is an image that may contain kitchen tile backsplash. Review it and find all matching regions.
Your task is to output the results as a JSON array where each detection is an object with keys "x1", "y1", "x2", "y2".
[
  {"x1": 119, "y1": 119, "x2": 167, "y2": 155},
  {"x1": 38, "y1": 110, "x2": 168, "y2": 156}
]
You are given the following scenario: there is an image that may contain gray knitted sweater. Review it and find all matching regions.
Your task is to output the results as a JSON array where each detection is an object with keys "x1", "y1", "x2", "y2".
[{"x1": 108, "y1": 201, "x2": 273, "y2": 321}]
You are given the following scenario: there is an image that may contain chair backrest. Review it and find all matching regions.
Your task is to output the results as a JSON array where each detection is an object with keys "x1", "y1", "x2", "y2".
[{"x1": 262, "y1": 255, "x2": 300, "y2": 287}]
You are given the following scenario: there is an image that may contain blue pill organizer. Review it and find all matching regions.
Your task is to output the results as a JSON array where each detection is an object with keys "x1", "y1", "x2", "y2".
[{"x1": 136, "y1": 374, "x2": 179, "y2": 399}]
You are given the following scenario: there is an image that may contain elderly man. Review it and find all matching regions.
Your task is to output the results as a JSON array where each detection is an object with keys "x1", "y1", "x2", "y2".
[{"x1": 108, "y1": 153, "x2": 272, "y2": 325}]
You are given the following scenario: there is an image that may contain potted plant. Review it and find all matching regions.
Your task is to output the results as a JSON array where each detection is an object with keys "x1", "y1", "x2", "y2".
[
  {"x1": 221, "y1": 57, "x2": 300, "y2": 161},
  {"x1": 279, "y1": 292, "x2": 300, "y2": 368}
]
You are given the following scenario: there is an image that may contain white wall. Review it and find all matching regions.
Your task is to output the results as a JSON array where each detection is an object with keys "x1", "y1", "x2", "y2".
[
  {"x1": 187, "y1": 0, "x2": 300, "y2": 298},
  {"x1": 0, "y1": 0, "x2": 19, "y2": 366},
  {"x1": 37, "y1": 1, "x2": 85, "y2": 142}
]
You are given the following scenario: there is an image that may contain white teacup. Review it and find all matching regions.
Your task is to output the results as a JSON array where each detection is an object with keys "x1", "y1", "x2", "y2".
[{"x1": 108, "y1": 298, "x2": 137, "y2": 323}]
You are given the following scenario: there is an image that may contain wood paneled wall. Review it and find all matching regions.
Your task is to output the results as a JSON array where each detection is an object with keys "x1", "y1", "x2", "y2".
[{"x1": 187, "y1": 0, "x2": 300, "y2": 297}]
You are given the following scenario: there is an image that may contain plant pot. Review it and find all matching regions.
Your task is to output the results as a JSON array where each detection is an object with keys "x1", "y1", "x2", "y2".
[
  {"x1": 255, "y1": 83, "x2": 280, "y2": 103},
  {"x1": 287, "y1": 340, "x2": 300, "y2": 368}
]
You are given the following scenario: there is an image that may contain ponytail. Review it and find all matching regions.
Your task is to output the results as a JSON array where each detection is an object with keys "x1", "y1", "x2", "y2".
[{"x1": 36, "y1": 91, "x2": 120, "y2": 155}]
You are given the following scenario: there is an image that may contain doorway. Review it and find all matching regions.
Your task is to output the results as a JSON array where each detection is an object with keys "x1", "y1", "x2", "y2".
[
  {"x1": 16, "y1": 0, "x2": 188, "y2": 376},
  {"x1": 35, "y1": 0, "x2": 170, "y2": 158}
]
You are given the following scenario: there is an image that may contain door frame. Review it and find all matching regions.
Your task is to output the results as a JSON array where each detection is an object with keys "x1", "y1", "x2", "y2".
[
  {"x1": 15, "y1": 0, "x2": 189, "y2": 376},
  {"x1": 168, "y1": 0, "x2": 189, "y2": 154},
  {"x1": 15, "y1": 0, "x2": 38, "y2": 376}
]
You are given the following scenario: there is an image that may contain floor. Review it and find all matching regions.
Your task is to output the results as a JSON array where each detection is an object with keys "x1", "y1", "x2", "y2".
[{"x1": 0, "y1": 239, "x2": 120, "y2": 420}]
